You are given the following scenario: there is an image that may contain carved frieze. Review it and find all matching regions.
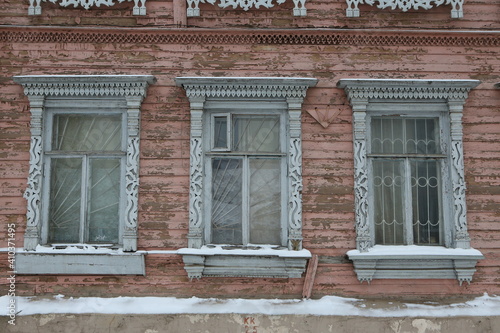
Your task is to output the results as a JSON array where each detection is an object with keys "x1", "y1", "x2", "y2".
[
  {"x1": 2, "y1": 28, "x2": 497, "y2": 48},
  {"x1": 345, "y1": 0, "x2": 465, "y2": 18},
  {"x1": 28, "y1": 0, "x2": 146, "y2": 15},
  {"x1": 187, "y1": 0, "x2": 307, "y2": 17}
]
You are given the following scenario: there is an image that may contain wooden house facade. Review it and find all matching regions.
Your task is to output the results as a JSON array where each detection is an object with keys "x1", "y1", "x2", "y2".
[{"x1": 1, "y1": 0, "x2": 499, "y2": 301}]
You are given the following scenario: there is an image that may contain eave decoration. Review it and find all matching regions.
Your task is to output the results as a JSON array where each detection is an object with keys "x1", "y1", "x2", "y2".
[
  {"x1": 345, "y1": 0, "x2": 464, "y2": 18},
  {"x1": 28, "y1": 0, "x2": 147, "y2": 16},
  {"x1": 187, "y1": 0, "x2": 307, "y2": 17}
]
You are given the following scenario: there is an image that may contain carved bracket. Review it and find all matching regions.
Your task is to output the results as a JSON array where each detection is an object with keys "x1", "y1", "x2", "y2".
[
  {"x1": 346, "y1": 0, "x2": 464, "y2": 18},
  {"x1": 28, "y1": 0, "x2": 147, "y2": 16},
  {"x1": 187, "y1": 0, "x2": 307, "y2": 17}
]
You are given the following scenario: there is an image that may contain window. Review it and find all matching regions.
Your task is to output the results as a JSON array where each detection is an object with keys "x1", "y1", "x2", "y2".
[
  {"x1": 14, "y1": 75, "x2": 155, "y2": 275},
  {"x1": 338, "y1": 79, "x2": 484, "y2": 284},
  {"x1": 176, "y1": 77, "x2": 317, "y2": 279},
  {"x1": 370, "y1": 117, "x2": 444, "y2": 246},
  {"x1": 207, "y1": 108, "x2": 286, "y2": 246},
  {"x1": 46, "y1": 112, "x2": 124, "y2": 245}
]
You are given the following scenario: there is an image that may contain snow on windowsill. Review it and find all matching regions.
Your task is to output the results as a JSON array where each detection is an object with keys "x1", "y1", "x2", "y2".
[
  {"x1": 6, "y1": 245, "x2": 309, "y2": 257},
  {"x1": 14, "y1": 245, "x2": 135, "y2": 255},
  {"x1": 178, "y1": 245, "x2": 312, "y2": 258},
  {"x1": 347, "y1": 245, "x2": 484, "y2": 259},
  {"x1": 1, "y1": 293, "x2": 499, "y2": 317}
]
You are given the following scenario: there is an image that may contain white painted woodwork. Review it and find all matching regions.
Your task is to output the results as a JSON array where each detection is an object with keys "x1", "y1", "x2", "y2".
[
  {"x1": 13, "y1": 75, "x2": 154, "y2": 274},
  {"x1": 28, "y1": 0, "x2": 147, "y2": 15},
  {"x1": 176, "y1": 77, "x2": 316, "y2": 278},
  {"x1": 345, "y1": 0, "x2": 465, "y2": 18},
  {"x1": 338, "y1": 79, "x2": 484, "y2": 284}
]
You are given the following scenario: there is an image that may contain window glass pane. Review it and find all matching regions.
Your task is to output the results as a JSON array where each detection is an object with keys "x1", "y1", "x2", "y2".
[
  {"x1": 211, "y1": 158, "x2": 243, "y2": 244},
  {"x1": 88, "y1": 158, "x2": 121, "y2": 244},
  {"x1": 371, "y1": 118, "x2": 404, "y2": 154},
  {"x1": 249, "y1": 158, "x2": 281, "y2": 245},
  {"x1": 372, "y1": 118, "x2": 439, "y2": 154},
  {"x1": 52, "y1": 114, "x2": 122, "y2": 152},
  {"x1": 233, "y1": 116, "x2": 280, "y2": 153},
  {"x1": 373, "y1": 160, "x2": 405, "y2": 245},
  {"x1": 48, "y1": 158, "x2": 82, "y2": 243},
  {"x1": 411, "y1": 160, "x2": 441, "y2": 245},
  {"x1": 406, "y1": 118, "x2": 439, "y2": 154},
  {"x1": 213, "y1": 116, "x2": 228, "y2": 149}
]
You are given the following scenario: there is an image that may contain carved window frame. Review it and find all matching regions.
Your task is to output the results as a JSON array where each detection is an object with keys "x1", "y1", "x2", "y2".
[
  {"x1": 13, "y1": 75, "x2": 155, "y2": 275},
  {"x1": 338, "y1": 79, "x2": 484, "y2": 284},
  {"x1": 175, "y1": 77, "x2": 316, "y2": 279}
]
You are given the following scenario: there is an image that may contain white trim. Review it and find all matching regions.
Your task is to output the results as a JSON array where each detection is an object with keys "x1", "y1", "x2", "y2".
[{"x1": 16, "y1": 252, "x2": 145, "y2": 275}]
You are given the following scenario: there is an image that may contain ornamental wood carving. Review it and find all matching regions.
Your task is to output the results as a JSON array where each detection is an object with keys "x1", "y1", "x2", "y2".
[
  {"x1": 176, "y1": 77, "x2": 317, "y2": 251},
  {"x1": 187, "y1": 0, "x2": 307, "y2": 17},
  {"x1": 13, "y1": 75, "x2": 155, "y2": 251},
  {"x1": 28, "y1": 0, "x2": 147, "y2": 15},
  {"x1": 2, "y1": 29, "x2": 497, "y2": 47},
  {"x1": 346, "y1": 0, "x2": 464, "y2": 18},
  {"x1": 338, "y1": 79, "x2": 480, "y2": 252}
]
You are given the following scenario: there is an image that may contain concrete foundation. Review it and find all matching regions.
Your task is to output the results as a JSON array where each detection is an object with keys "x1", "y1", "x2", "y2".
[{"x1": 2, "y1": 313, "x2": 500, "y2": 333}]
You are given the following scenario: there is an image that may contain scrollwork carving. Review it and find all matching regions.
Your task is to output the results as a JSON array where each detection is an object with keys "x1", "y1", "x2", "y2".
[
  {"x1": 288, "y1": 138, "x2": 303, "y2": 239},
  {"x1": 353, "y1": 140, "x2": 371, "y2": 252},
  {"x1": 28, "y1": 0, "x2": 147, "y2": 16},
  {"x1": 451, "y1": 139, "x2": 471, "y2": 248},
  {"x1": 346, "y1": 0, "x2": 464, "y2": 18},
  {"x1": 125, "y1": 137, "x2": 140, "y2": 230},
  {"x1": 189, "y1": 138, "x2": 203, "y2": 231},
  {"x1": 186, "y1": 0, "x2": 306, "y2": 17}
]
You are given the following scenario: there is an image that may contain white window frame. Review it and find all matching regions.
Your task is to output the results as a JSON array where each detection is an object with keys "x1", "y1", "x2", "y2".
[
  {"x1": 366, "y1": 104, "x2": 450, "y2": 247},
  {"x1": 176, "y1": 77, "x2": 316, "y2": 279},
  {"x1": 204, "y1": 104, "x2": 288, "y2": 247},
  {"x1": 13, "y1": 75, "x2": 155, "y2": 275},
  {"x1": 338, "y1": 79, "x2": 484, "y2": 284}
]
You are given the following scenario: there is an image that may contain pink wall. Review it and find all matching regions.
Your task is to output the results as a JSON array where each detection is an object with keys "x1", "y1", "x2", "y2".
[{"x1": 0, "y1": 0, "x2": 499, "y2": 299}]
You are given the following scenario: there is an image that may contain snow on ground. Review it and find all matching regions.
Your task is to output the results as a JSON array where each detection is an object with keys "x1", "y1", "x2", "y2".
[{"x1": 1, "y1": 294, "x2": 500, "y2": 317}]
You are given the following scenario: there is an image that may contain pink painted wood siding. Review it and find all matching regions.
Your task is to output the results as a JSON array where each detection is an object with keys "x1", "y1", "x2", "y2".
[{"x1": 0, "y1": 0, "x2": 499, "y2": 299}]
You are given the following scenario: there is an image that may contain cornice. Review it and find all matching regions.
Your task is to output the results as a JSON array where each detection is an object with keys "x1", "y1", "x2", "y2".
[
  {"x1": 175, "y1": 77, "x2": 318, "y2": 99},
  {"x1": 13, "y1": 75, "x2": 156, "y2": 97},
  {"x1": 338, "y1": 79, "x2": 480, "y2": 102},
  {"x1": 1, "y1": 26, "x2": 498, "y2": 47}
]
